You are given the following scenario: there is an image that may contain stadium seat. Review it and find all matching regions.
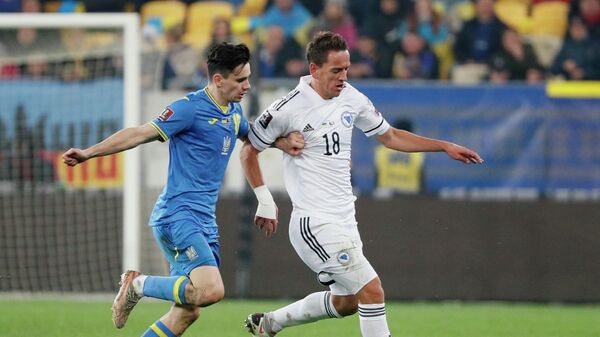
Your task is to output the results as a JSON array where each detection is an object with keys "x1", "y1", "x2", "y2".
[
  {"x1": 495, "y1": 0, "x2": 533, "y2": 34},
  {"x1": 530, "y1": 1, "x2": 569, "y2": 38},
  {"x1": 183, "y1": 1, "x2": 235, "y2": 49},
  {"x1": 432, "y1": 41, "x2": 454, "y2": 80},
  {"x1": 141, "y1": 1, "x2": 187, "y2": 30},
  {"x1": 238, "y1": 0, "x2": 268, "y2": 16}
]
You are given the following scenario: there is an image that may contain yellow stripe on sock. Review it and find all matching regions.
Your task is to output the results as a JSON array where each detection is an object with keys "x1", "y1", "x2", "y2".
[
  {"x1": 173, "y1": 276, "x2": 188, "y2": 304},
  {"x1": 150, "y1": 323, "x2": 169, "y2": 337}
]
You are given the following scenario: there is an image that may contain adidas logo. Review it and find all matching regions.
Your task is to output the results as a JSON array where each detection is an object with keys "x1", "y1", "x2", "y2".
[{"x1": 302, "y1": 124, "x2": 314, "y2": 132}]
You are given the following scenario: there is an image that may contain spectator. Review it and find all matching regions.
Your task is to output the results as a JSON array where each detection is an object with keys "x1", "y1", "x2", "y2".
[
  {"x1": 397, "y1": 0, "x2": 450, "y2": 47},
  {"x1": 161, "y1": 22, "x2": 198, "y2": 89},
  {"x1": 488, "y1": 29, "x2": 544, "y2": 84},
  {"x1": 361, "y1": 0, "x2": 408, "y2": 50},
  {"x1": 392, "y1": 31, "x2": 439, "y2": 79},
  {"x1": 276, "y1": 35, "x2": 307, "y2": 77},
  {"x1": 574, "y1": 0, "x2": 600, "y2": 38},
  {"x1": 0, "y1": 0, "x2": 21, "y2": 12},
  {"x1": 21, "y1": 0, "x2": 39, "y2": 12},
  {"x1": 360, "y1": 0, "x2": 412, "y2": 71},
  {"x1": 453, "y1": 0, "x2": 506, "y2": 65},
  {"x1": 313, "y1": 0, "x2": 358, "y2": 50},
  {"x1": 550, "y1": 16, "x2": 600, "y2": 80},
  {"x1": 347, "y1": 0, "x2": 380, "y2": 27},
  {"x1": 258, "y1": 25, "x2": 287, "y2": 78},
  {"x1": 249, "y1": 0, "x2": 313, "y2": 44},
  {"x1": 348, "y1": 34, "x2": 393, "y2": 78}
]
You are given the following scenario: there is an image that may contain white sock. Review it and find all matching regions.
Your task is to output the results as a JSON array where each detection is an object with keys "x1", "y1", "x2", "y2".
[
  {"x1": 269, "y1": 291, "x2": 341, "y2": 333},
  {"x1": 132, "y1": 274, "x2": 147, "y2": 296},
  {"x1": 358, "y1": 303, "x2": 391, "y2": 337}
]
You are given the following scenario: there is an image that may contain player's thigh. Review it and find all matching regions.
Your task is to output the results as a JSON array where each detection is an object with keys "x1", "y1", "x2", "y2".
[
  {"x1": 152, "y1": 220, "x2": 221, "y2": 276},
  {"x1": 288, "y1": 215, "x2": 378, "y2": 295}
]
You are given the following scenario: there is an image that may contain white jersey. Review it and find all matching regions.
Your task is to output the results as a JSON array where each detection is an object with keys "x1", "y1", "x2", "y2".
[{"x1": 249, "y1": 75, "x2": 390, "y2": 223}]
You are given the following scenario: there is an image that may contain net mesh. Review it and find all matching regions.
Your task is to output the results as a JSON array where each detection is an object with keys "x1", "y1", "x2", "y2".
[{"x1": 0, "y1": 26, "x2": 126, "y2": 292}]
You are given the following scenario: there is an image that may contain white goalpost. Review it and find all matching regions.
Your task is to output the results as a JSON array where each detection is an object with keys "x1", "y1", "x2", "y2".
[{"x1": 0, "y1": 13, "x2": 142, "y2": 291}]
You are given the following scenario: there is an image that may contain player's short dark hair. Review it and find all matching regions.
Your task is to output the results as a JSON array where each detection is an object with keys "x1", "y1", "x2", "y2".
[
  {"x1": 206, "y1": 42, "x2": 250, "y2": 78},
  {"x1": 306, "y1": 31, "x2": 348, "y2": 66}
]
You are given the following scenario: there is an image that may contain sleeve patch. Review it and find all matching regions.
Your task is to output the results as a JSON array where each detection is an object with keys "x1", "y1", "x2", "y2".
[
  {"x1": 157, "y1": 107, "x2": 174, "y2": 122},
  {"x1": 258, "y1": 112, "x2": 273, "y2": 129}
]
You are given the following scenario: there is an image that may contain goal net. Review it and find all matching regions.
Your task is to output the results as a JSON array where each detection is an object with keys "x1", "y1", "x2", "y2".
[{"x1": 0, "y1": 14, "x2": 146, "y2": 293}]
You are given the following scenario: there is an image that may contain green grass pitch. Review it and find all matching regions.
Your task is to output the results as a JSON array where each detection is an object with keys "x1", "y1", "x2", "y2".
[{"x1": 0, "y1": 298, "x2": 598, "y2": 337}]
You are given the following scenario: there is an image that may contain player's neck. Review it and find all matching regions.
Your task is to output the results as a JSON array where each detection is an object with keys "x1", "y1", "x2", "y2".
[
  {"x1": 309, "y1": 81, "x2": 332, "y2": 100},
  {"x1": 206, "y1": 85, "x2": 229, "y2": 108}
]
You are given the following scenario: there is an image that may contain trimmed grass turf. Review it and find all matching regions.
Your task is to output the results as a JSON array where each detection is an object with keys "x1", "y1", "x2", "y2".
[{"x1": 0, "y1": 299, "x2": 598, "y2": 337}]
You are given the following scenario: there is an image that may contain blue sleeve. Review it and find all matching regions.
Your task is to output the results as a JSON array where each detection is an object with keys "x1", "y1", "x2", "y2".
[
  {"x1": 237, "y1": 111, "x2": 250, "y2": 139},
  {"x1": 150, "y1": 98, "x2": 195, "y2": 142}
]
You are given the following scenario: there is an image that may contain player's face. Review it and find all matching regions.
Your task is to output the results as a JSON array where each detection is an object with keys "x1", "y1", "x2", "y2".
[
  {"x1": 311, "y1": 49, "x2": 350, "y2": 99},
  {"x1": 221, "y1": 63, "x2": 251, "y2": 103}
]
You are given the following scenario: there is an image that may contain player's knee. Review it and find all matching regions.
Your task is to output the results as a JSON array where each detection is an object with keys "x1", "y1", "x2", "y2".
[
  {"x1": 188, "y1": 283, "x2": 224, "y2": 306},
  {"x1": 202, "y1": 286, "x2": 224, "y2": 306},
  {"x1": 358, "y1": 278, "x2": 385, "y2": 303}
]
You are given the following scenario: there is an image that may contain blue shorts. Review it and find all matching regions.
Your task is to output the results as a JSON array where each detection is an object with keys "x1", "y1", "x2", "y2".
[{"x1": 152, "y1": 220, "x2": 220, "y2": 276}]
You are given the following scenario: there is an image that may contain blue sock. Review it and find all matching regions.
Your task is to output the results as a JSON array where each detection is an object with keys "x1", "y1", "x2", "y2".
[
  {"x1": 143, "y1": 275, "x2": 190, "y2": 305},
  {"x1": 142, "y1": 320, "x2": 177, "y2": 337}
]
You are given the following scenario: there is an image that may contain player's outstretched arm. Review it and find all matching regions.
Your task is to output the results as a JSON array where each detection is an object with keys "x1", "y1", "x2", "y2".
[
  {"x1": 273, "y1": 131, "x2": 304, "y2": 156},
  {"x1": 62, "y1": 123, "x2": 161, "y2": 166},
  {"x1": 376, "y1": 127, "x2": 484, "y2": 164},
  {"x1": 239, "y1": 141, "x2": 278, "y2": 237}
]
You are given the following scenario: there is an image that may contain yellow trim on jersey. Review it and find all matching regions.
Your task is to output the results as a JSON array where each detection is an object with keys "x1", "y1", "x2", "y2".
[
  {"x1": 204, "y1": 87, "x2": 229, "y2": 113},
  {"x1": 546, "y1": 81, "x2": 600, "y2": 98},
  {"x1": 181, "y1": 96, "x2": 190, "y2": 101},
  {"x1": 173, "y1": 276, "x2": 188, "y2": 304},
  {"x1": 149, "y1": 121, "x2": 168, "y2": 142},
  {"x1": 233, "y1": 113, "x2": 241, "y2": 135},
  {"x1": 150, "y1": 323, "x2": 169, "y2": 337}
]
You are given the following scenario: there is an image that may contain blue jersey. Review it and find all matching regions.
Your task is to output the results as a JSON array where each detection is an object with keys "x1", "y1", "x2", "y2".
[{"x1": 148, "y1": 88, "x2": 249, "y2": 229}]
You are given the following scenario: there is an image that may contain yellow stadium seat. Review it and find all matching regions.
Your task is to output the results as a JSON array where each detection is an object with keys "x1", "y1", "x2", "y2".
[
  {"x1": 495, "y1": 0, "x2": 533, "y2": 34},
  {"x1": 531, "y1": 1, "x2": 569, "y2": 38},
  {"x1": 238, "y1": 0, "x2": 268, "y2": 16},
  {"x1": 184, "y1": 1, "x2": 235, "y2": 49},
  {"x1": 141, "y1": 1, "x2": 187, "y2": 28}
]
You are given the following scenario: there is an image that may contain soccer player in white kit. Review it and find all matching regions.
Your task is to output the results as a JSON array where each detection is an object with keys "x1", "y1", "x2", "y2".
[{"x1": 241, "y1": 31, "x2": 484, "y2": 337}]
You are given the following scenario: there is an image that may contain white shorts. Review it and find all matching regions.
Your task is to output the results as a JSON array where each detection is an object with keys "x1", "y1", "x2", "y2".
[{"x1": 289, "y1": 213, "x2": 378, "y2": 296}]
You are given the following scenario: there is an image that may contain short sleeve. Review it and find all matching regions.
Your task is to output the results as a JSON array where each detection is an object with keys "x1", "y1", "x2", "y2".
[
  {"x1": 248, "y1": 108, "x2": 287, "y2": 151},
  {"x1": 149, "y1": 98, "x2": 195, "y2": 142},
  {"x1": 353, "y1": 94, "x2": 390, "y2": 137},
  {"x1": 236, "y1": 111, "x2": 250, "y2": 139}
]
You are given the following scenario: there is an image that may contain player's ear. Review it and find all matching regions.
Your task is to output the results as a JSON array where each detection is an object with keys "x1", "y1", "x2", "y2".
[
  {"x1": 213, "y1": 73, "x2": 224, "y2": 87},
  {"x1": 309, "y1": 63, "x2": 318, "y2": 79}
]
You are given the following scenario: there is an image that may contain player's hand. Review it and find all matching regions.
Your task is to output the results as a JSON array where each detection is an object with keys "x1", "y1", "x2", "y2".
[
  {"x1": 62, "y1": 148, "x2": 89, "y2": 166},
  {"x1": 445, "y1": 143, "x2": 484, "y2": 164},
  {"x1": 254, "y1": 207, "x2": 278, "y2": 237},
  {"x1": 275, "y1": 131, "x2": 304, "y2": 156}
]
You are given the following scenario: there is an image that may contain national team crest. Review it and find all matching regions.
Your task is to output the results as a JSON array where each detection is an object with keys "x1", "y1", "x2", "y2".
[
  {"x1": 221, "y1": 136, "x2": 231, "y2": 155},
  {"x1": 341, "y1": 111, "x2": 353, "y2": 128},
  {"x1": 158, "y1": 107, "x2": 174, "y2": 121},
  {"x1": 337, "y1": 250, "x2": 351, "y2": 265}
]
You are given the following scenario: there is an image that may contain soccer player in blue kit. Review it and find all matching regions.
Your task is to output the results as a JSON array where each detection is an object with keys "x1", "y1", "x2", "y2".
[{"x1": 62, "y1": 42, "x2": 303, "y2": 337}]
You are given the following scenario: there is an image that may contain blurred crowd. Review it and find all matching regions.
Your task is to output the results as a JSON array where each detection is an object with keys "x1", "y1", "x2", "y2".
[{"x1": 1, "y1": 0, "x2": 600, "y2": 88}]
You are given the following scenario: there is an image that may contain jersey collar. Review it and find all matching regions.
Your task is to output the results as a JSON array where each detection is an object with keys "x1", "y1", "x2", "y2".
[
  {"x1": 204, "y1": 87, "x2": 230, "y2": 114},
  {"x1": 300, "y1": 75, "x2": 331, "y2": 102}
]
